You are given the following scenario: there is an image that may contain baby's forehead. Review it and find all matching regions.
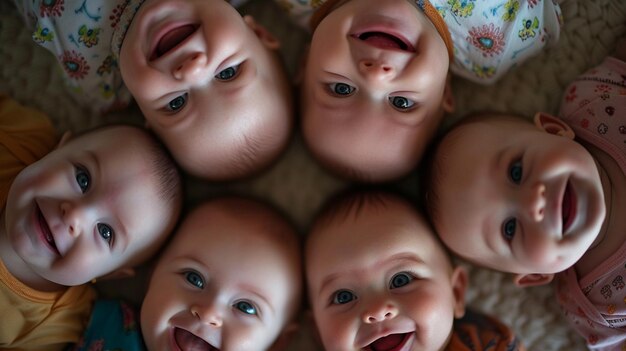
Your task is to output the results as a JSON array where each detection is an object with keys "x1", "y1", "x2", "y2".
[{"x1": 311, "y1": 199, "x2": 435, "y2": 252}]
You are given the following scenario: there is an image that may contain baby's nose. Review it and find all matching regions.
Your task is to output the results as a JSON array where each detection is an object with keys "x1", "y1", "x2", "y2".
[
  {"x1": 358, "y1": 59, "x2": 395, "y2": 80},
  {"x1": 173, "y1": 52, "x2": 210, "y2": 83},
  {"x1": 191, "y1": 303, "x2": 223, "y2": 328},
  {"x1": 525, "y1": 183, "x2": 546, "y2": 222}
]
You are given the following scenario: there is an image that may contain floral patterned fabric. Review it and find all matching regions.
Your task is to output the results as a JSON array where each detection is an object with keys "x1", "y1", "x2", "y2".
[
  {"x1": 555, "y1": 56, "x2": 626, "y2": 351},
  {"x1": 12, "y1": 0, "x2": 142, "y2": 114}
]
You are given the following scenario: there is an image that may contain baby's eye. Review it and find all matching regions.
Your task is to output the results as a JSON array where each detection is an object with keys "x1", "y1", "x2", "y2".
[
  {"x1": 329, "y1": 83, "x2": 355, "y2": 96},
  {"x1": 502, "y1": 218, "x2": 517, "y2": 241},
  {"x1": 388, "y1": 96, "x2": 416, "y2": 111},
  {"x1": 167, "y1": 93, "x2": 188, "y2": 112},
  {"x1": 389, "y1": 272, "x2": 414, "y2": 289},
  {"x1": 332, "y1": 290, "x2": 356, "y2": 305},
  {"x1": 184, "y1": 271, "x2": 205, "y2": 289},
  {"x1": 215, "y1": 64, "x2": 240, "y2": 81},
  {"x1": 75, "y1": 165, "x2": 90, "y2": 193},
  {"x1": 509, "y1": 159, "x2": 523, "y2": 184},
  {"x1": 97, "y1": 223, "x2": 114, "y2": 246},
  {"x1": 233, "y1": 300, "x2": 258, "y2": 315}
]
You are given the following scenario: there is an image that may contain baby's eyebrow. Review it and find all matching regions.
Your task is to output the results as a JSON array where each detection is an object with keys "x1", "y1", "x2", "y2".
[
  {"x1": 318, "y1": 272, "x2": 343, "y2": 299},
  {"x1": 493, "y1": 147, "x2": 509, "y2": 176},
  {"x1": 317, "y1": 253, "x2": 425, "y2": 297}
]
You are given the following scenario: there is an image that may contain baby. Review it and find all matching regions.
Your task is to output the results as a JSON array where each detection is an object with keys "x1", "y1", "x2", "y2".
[
  {"x1": 306, "y1": 190, "x2": 524, "y2": 350},
  {"x1": 426, "y1": 42, "x2": 626, "y2": 349},
  {"x1": 275, "y1": 0, "x2": 561, "y2": 181},
  {"x1": 13, "y1": 0, "x2": 293, "y2": 180},
  {"x1": 0, "y1": 96, "x2": 183, "y2": 349},
  {"x1": 140, "y1": 196, "x2": 302, "y2": 351}
]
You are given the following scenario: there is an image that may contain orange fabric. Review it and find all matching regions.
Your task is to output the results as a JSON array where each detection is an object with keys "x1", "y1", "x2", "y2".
[
  {"x1": 310, "y1": 0, "x2": 453, "y2": 62},
  {"x1": 446, "y1": 310, "x2": 525, "y2": 351},
  {"x1": 0, "y1": 95, "x2": 57, "y2": 205},
  {"x1": 0, "y1": 259, "x2": 96, "y2": 350}
]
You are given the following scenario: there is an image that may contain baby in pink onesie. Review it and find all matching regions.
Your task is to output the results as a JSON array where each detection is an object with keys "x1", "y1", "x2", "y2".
[{"x1": 424, "y1": 39, "x2": 626, "y2": 350}]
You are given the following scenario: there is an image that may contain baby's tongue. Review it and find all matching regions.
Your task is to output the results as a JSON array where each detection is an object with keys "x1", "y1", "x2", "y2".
[
  {"x1": 370, "y1": 333, "x2": 405, "y2": 351},
  {"x1": 363, "y1": 32, "x2": 402, "y2": 50},
  {"x1": 174, "y1": 328, "x2": 215, "y2": 351}
]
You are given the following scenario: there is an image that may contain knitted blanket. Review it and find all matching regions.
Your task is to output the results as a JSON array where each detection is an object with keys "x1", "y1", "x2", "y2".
[{"x1": 1, "y1": 0, "x2": 625, "y2": 349}]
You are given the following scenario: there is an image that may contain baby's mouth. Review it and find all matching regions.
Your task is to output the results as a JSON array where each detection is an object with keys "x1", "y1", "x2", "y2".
[
  {"x1": 150, "y1": 24, "x2": 198, "y2": 61},
  {"x1": 174, "y1": 328, "x2": 218, "y2": 351},
  {"x1": 562, "y1": 181, "x2": 577, "y2": 235},
  {"x1": 36, "y1": 205, "x2": 59, "y2": 256},
  {"x1": 363, "y1": 332, "x2": 412, "y2": 351},
  {"x1": 356, "y1": 32, "x2": 415, "y2": 52}
]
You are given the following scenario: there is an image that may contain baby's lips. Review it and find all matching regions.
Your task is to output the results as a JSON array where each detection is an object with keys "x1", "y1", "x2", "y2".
[{"x1": 150, "y1": 24, "x2": 198, "y2": 61}]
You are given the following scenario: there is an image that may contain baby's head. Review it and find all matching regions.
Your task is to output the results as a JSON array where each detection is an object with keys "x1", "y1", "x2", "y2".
[
  {"x1": 427, "y1": 113, "x2": 606, "y2": 286},
  {"x1": 120, "y1": 0, "x2": 293, "y2": 180},
  {"x1": 302, "y1": 0, "x2": 454, "y2": 182},
  {"x1": 4, "y1": 125, "x2": 183, "y2": 289},
  {"x1": 141, "y1": 197, "x2": 302, "y2": 351},
  {"x1": 306, "y1": 190, "x2": 467, "y2": 350}
]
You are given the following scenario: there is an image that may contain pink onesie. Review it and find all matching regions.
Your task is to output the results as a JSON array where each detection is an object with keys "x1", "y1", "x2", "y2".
[{"x1": 556, "y1": 56, "x2": 626, "y2": 350}]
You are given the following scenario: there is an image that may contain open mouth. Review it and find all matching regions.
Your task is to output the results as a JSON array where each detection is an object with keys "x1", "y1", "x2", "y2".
[
  {"x1": 36, "y1": 205, "x2": 60, "y2": 256},
  {"x1": 174, "y1": 328, "x2": 218, "y2": 351},
  {"x1": 150, "y1": 24, "x2": 198, "y2": 61},
  {"x1": 355, "y1": 32, "x2": 415, "y2": 52},
  {"x1": 561, "y1": 181, "x2": 577, "y2": 234},
  {"x1": 363, "y1": 332, "x2": 412, "y2": 351}
]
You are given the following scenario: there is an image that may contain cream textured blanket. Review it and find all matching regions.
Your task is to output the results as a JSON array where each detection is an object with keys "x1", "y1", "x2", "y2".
[{"x1": 1, "y1": 0, "x2": 625, "y2": 349}]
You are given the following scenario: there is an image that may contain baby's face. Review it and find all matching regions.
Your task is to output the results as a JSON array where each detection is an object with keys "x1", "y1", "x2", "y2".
[
  {"x1": 302, "y1": 0, "x2": 450, "y2": 181},
  {"x1": 141, "y1": 200, "x2": 300, "y2": 351},
  {"x1": 4, "y1": 127, "x2": 177, "y2": 286},
  {"x1": 434, "y1": 117, "x2": 605, "y2": 274},
  {"x1": 120, "y1": 0, "x2": 291, "y2": 179},
  {"x1": 306, "y1": 198, "x2": 464, "y2": 351}
]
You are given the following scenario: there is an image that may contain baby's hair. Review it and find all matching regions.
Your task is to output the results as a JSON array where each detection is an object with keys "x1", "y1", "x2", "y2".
[
  {"x1": 303, "y1": 144, "x2": 374, "y2": 183},
  {"x1": 142, "y1": 130, "x2": 183, "y2": 207},
  {"x1": 225, "y1": 133, "x2": 269, "y2": 179},
  {"x1": 310, "y1": 187, "x2": 456, "y2": 267},
  {"x1": 310, "y1": 186, "x2": 422, "y2": 234}
]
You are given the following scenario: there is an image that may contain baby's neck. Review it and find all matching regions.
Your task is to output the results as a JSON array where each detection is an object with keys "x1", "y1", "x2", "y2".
[
  {"x1": 575, "y1": 143, "x2": 626, "y2": 277},
  {"x1": 0, "y1": 211, "x2": 64, "y2": 292}
]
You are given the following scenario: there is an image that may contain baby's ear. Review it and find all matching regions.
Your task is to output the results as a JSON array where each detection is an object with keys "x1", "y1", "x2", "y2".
[
  {"x1": 533, "y1": 112, "x2": 575, "y2": 139},
  {"x1": 451, "y1": 266, "x2": 468, "y2": 318},
  {"x1": 97, "y1": 267, "x2": 136, "y2": 281},
  {"x1": 442, "y1": 73, "x2": 455, "y2": 113},
  {"x1": 243, "y1": 15, "x2": 281, "y2": 50},
  {"x1": 513, "y1": 273, "x2": 554, "y2": 287},
  {"x1": 55, "y1": 131, "x2": 72, "y2": 149}
]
